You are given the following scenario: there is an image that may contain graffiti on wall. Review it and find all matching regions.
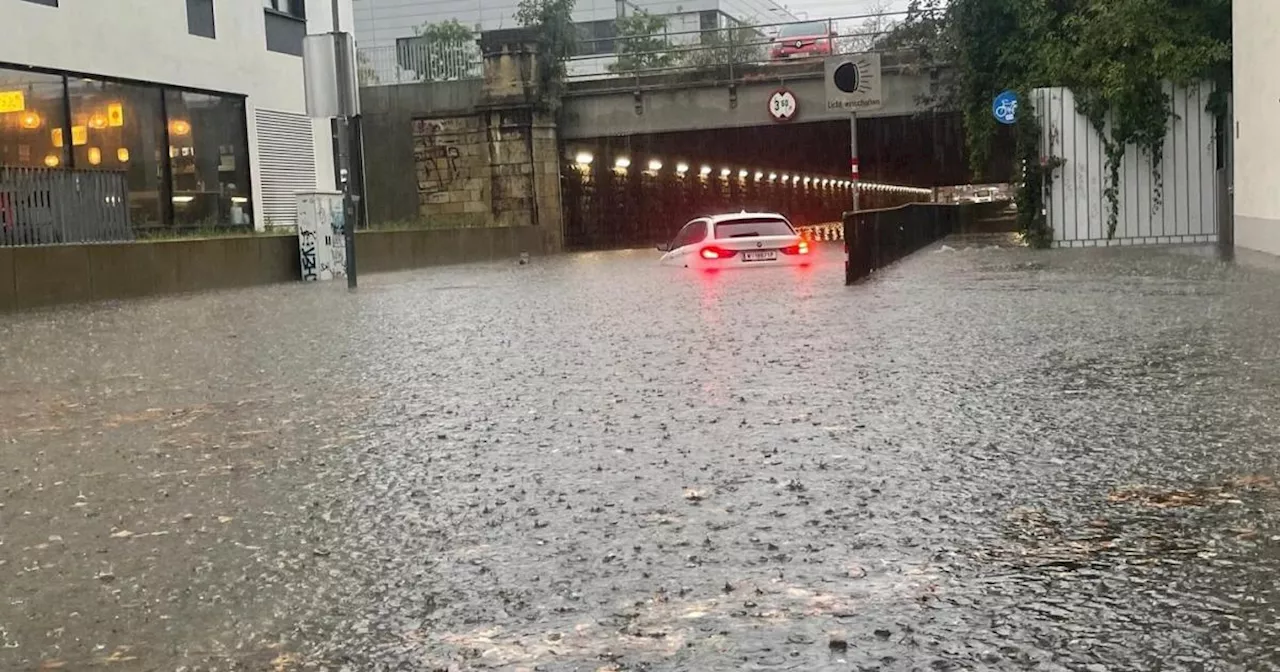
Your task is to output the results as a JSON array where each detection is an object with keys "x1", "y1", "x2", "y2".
[{"x1": 413, "y1": 118, "x2": 469, "y2": 201}]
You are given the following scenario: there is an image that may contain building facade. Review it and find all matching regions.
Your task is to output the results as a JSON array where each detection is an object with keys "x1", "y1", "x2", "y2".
[
  {"x1": 0, "y1": 0, "x2": 356, "y2": 231},
  {"x1": 1233, "y1": 1, "x2": 1280, "y2": 255}
]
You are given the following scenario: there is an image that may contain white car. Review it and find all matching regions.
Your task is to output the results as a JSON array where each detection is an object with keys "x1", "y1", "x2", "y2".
[{"x1": 657, "y1": 212, "x2": 811, "y2": 269}]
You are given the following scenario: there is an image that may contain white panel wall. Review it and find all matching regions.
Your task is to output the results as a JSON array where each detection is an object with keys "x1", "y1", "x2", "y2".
[
  {"x1": 1034, "y1": 85, "x2": 1219, "y2": 247},
  {"x1": 1233, "y1": 0, "x2": 1280, "y2": 255}
]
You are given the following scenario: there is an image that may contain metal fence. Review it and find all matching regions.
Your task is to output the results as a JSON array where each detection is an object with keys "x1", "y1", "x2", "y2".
[
  {"x1": 567, "y1": 10, "x2": 911, "y2": 83},
  {"x1": 844, "y1": 202, "x2": 963, "y2": 284},
  {"x1": 0, "y1": 166, "x2": 133, "y2": 246},
  {"x1": 355, "y1": 10, "x2": 911, "y2": 87},
  {"x1": 358, "y1": 39, "x2": 482, "y2": 86}
]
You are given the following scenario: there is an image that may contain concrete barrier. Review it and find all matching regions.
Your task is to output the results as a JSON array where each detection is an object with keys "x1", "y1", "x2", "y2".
[{"x1": 1, "y1": 225, "x2": 554, "y2": 311}]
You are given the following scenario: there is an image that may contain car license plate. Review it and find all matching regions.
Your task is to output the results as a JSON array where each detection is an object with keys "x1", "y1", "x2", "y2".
[{"x1": 743, "y1": 250, "x2": 777, "y2": 262}]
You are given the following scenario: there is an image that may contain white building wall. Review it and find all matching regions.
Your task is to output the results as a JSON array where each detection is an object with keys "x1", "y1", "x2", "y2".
[
  {"x1": 1233, "y1": 0, "x2": 1280, "y2": 255},
  {"x1": 0, "y1": 0, "x2": 353, "y2": 229}
]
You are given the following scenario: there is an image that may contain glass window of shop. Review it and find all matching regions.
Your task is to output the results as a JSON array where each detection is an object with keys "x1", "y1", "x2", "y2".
[
  {"x1": 0, "y1": 68, "x2": 69, "y2": 168},
  {"x1": 0, "y1": 68, "x2": 252, "y2": 230},
  {"x1": 164, "y1": 90, "x2": 251, "y2": 228},
  {"x1": 66, "y1": 76, "x2": 167, "y2": 227}
]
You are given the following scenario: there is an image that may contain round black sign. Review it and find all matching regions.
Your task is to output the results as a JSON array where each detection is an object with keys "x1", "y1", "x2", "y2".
[{"x1": 833, "y1": 62, "x2": 861, "y2": 94}]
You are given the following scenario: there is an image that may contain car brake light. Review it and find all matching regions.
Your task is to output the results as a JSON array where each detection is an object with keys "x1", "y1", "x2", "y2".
[
  {"x1": 781, "y1": 240, "x2": 810, "y2": 255},
  {"x1": 700, "y1": 246, "x2": 737, "y2": 260}
]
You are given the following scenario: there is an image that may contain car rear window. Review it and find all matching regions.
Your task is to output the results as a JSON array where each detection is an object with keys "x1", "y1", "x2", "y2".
[
  {"x1": 715, "y1": 218, "x2": 794, "y2": 238},
  {"x1": 778, "y1": 21, "x2": 828, "y2": 38}
]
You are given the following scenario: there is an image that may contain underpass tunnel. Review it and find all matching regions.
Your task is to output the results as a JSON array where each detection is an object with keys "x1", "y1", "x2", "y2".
[{"x1": 561, "y1": 111, "x2": 1016, "y2": 250}]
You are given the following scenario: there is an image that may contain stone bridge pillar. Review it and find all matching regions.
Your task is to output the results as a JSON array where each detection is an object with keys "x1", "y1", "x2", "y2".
[{"x1": 471, "y1": 29, "x2": 563, "y2": 253}]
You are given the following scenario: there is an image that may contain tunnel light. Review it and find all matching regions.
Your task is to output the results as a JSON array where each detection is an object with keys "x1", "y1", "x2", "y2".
[
  {"x1": 574, "y1": 151, "x2": 594, "y2": 166},
  {"x1": 754, "y1": 171, "x2": 764, "y2": 180},
  {"x1": 738, "y1": 169, "x2": 748, "y2": 179},
  {"x1": 720, "y1": 168, "x2": 731, "y2": 178},
  {"x1": 803, "y1": 176, "x2": 811, "y2": 185},
  {"x1": 769, "y1": 173, "x2": 777, "y2": 181},
  {"x1": 793, "y1": 175, "x2": 802, "y2": 184},
  {"x1": 614, "y1": 157, "x2": 631, "y2": 169},
  {"x1": 647, "y1": 159, "x2": 663, "y2": 172},
  {"x1": 700, "y1": 165, "x2": 712, "y2": 176},
  {"x1": 676, "y1": 162, "x2": 689, "y2": 175},
  {"x1": 780, "y1": 174, "x2": 789, "y2": 182}
]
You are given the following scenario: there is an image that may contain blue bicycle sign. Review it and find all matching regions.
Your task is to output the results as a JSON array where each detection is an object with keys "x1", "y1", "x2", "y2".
[{"x1": 993, "y1": 90, "x2": 1018, "y2": 125}]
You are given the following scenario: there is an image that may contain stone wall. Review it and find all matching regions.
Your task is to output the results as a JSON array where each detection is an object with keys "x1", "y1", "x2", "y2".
[
  {"x1": 411, "y1": 110, "x2": 561, "y2": 239},
  {"x1": 359, "y1": 29, "x2": 564, "y2": 253}
]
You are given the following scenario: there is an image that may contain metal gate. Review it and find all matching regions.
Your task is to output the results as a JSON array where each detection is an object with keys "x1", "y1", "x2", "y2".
[
  {"x1": 1034, "y1": 84, "x2": 1222, "y2": 247},
  {"x1": 0, "y1": 166, "x2": 132, "y2": 246}
]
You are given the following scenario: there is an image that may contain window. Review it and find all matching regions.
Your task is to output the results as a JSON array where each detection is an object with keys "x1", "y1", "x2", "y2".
[
  {"x1": 66, "y1": 77, "x2": 168, "y2": 227},
  {"x1": 0, "y1": 68, "x2": 69, "y2": 169},
  {"x1": 1, "y1": 66, "x2": 254, "y2": 230},
  {"x1": 165, "y1": 90, "x2": 251, "y2": 227},
  {"x1": 265, "y1": 0, "x2": 307, "y2": 56},
  {"x1": 714, "y1": 217, "x2": 793, "y2": 238},
  {"x1": 263, "y1": 0, "x2": 305, "y2": 18},
  {"x1": 575, "y1": 20, "x2": 617, "y2": 56},
  {"x1": 671, "y1": 220, "x2": 707, "y2": 249},
  {"x1": 187, "y1": 0, "x2": 216, "y2": 38},
  {"x1": 778, "y1": 21, "x2": 830, "y2": 38}
]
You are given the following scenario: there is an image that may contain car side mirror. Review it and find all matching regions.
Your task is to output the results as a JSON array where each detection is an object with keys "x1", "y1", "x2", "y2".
[{"x1": 656, "y1": 242, "x2": 671, "y2": 252}]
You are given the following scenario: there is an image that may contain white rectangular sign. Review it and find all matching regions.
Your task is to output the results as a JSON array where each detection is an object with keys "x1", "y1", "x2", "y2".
[{"x1": 825, "y1": 53, "x2": 884, "y2": 112}]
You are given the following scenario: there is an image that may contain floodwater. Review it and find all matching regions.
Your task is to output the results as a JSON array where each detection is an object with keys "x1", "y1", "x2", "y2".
[{"x1": 5, "y1": 240, "x2": 1280, "y2": 670}]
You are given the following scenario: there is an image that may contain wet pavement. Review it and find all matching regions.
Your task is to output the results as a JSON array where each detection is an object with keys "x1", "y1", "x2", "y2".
[{"x1": 5, "y1": 240, "x2": 1280, "y2": 670}]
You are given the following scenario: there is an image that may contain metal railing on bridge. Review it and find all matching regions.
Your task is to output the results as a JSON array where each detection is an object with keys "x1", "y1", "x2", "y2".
[
  {"x1": 355, "y1": 10, "x2": 916, "y2": 88},
  {"x1": 0, "y1": 166, "x2": 132, "y2": 246},
  {"x1": 565, "y1": 10, "x2": 912, "y2": 85},
  {"x1": 358, "y1": 39, "x2": 482, "y2": 86}
]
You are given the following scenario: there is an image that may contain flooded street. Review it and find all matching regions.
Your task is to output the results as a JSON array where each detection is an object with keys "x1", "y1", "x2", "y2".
[{"x1": 6, "y1": 241, "x2": 1280, "y2": 670}]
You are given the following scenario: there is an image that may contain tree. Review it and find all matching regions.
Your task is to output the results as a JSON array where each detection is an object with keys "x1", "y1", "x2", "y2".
[
  {"x1": 516, "y1": 0, "x2": 577, "y2": 109},
  {"x1": 397, "y1": 19, "x2": 479, "y2": 82},
  {"x1": 840, "y1": 0, "x2": 903, "y2": 53},
  {"x1": 681, "y1": 21, "x2": 767, "y2": 70},
  {"x1": 610, "y1": 11, "x2": 676, "y2": 74},
  {"x1": 357, "y1": 49, "x2": 380, "y2": 86}
]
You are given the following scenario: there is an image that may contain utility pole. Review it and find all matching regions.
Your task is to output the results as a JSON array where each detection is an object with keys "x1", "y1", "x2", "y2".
[
  {"x1": 332, "y1": 0, "x2": 359, "y2": 289},
  {"x1": 849, "y1": 112, "x2": 860, "y2": 212}
]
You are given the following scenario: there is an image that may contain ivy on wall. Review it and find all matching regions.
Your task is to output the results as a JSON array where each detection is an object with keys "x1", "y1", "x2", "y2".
[{"x1": 894, "y1": 0, "x2": 1230, "y2": 245}]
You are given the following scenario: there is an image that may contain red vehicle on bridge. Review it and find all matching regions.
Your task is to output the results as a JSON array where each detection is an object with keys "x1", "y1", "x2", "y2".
[{"x1": 770, "y1": 21, "x2": 837, "y2": 60}]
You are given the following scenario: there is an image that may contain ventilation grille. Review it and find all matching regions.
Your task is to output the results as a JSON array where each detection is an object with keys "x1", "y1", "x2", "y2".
[{"x1": 255, "y1": 108, "x2": 316, "y2": 228}]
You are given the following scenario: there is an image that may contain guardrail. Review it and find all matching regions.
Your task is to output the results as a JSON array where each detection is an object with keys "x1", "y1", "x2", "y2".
[
  {"x1": 0, "y1": 166, "x2": 132, "y2": 246},
  {"x1": 358, "y1": 39, "x2": 482, "y2": 86}
]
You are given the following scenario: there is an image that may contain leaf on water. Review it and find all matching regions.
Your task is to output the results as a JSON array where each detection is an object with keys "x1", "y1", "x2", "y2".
[
  {"x1": 110, "y1": 530, "x2": 133, "y2": 539},
  {"x1": 271, "y1": 652, "x2": 300, "y2": 671},
  {"x1": 217, "y1": 516, "x2": 234, "y2": 524}
]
